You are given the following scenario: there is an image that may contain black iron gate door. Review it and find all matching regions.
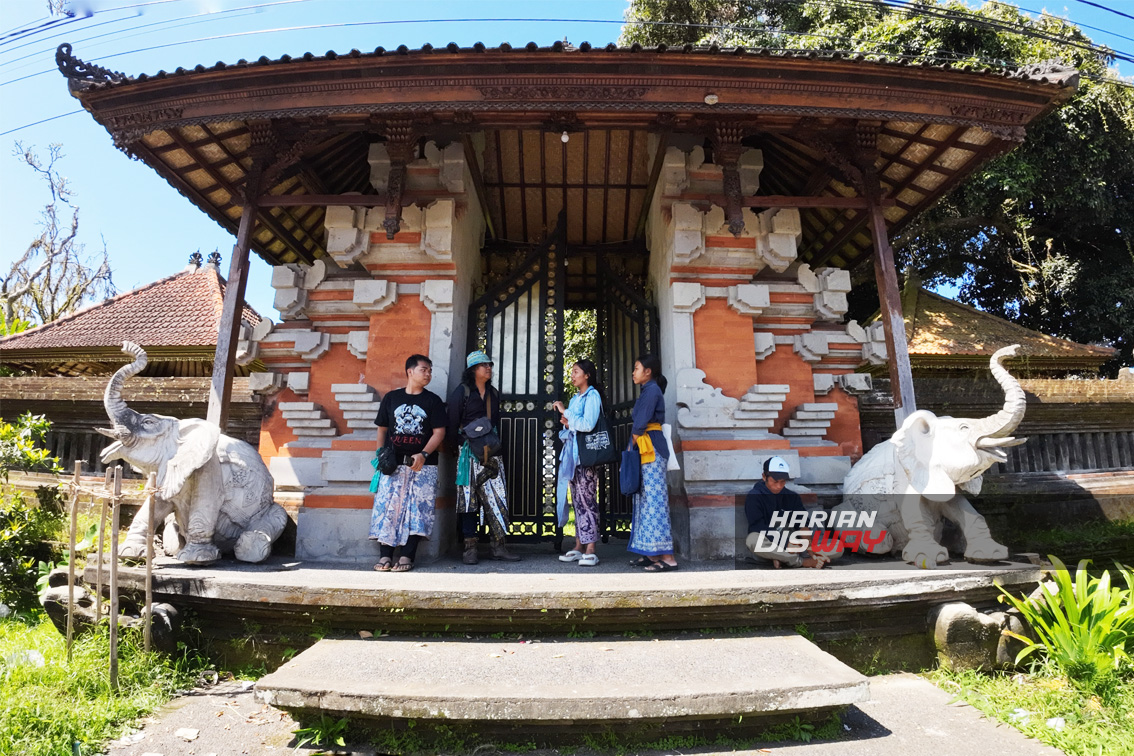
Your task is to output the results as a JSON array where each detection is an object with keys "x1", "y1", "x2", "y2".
[
  {"x1": 466, "y1": 217, "x2": 566, "y2": 542},
  {"x1": 594, "y1": 254, "x2": 660, "y2": 540}
]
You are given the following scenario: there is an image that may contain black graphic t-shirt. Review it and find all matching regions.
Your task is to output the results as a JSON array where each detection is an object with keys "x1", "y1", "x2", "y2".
[{"x1": 375, "y1": 388, "x2": 447, "y2": 465}]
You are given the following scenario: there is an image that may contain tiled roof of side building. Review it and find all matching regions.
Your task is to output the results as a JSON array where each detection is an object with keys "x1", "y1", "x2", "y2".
[
  {"x1": 900, "y1": 277, "x2": 1114, "y2": 362},
  {"x1": 0, "y1": 265, "x2": 260, "y2": 353}
]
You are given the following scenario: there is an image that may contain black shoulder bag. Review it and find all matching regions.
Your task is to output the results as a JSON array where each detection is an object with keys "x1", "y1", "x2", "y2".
[
  {"x1": 461, "y1": 385, "x2": 503, "y2": 464},
  {"x1": 576, "y1": 394, "x2": 617, "y2": 467}
]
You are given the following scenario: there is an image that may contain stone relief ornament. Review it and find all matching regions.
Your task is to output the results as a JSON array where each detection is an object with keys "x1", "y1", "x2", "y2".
[
  {"x1": 98, "y1": 342, "x2": 288, "y2": 565},
  {"x1": 833, "y1": 345, "x2": 1026, "y2": 568}
]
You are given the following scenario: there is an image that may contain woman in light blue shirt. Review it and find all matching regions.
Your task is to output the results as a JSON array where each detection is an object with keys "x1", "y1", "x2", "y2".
[{"x1": 552, "y1": 359, "x2": 605, "y2": 566}]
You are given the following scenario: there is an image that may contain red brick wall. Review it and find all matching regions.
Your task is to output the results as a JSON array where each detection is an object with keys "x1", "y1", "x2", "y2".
[{"x1": 693, "y1": 299, "x2": 758, "y2": 399}]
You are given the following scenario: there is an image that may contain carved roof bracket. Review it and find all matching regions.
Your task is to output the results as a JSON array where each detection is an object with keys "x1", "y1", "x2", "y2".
[
  {"x1": 810, "y1": 134, "x2": 867, "y2": 196},
  {"x1": 56, "y1": 43, "x2": 125, "y2": 91},
  {"x1": 710, "y1": 122, "x2": 753, "y2": 237},
  {"x1": 382, "y1": 118, "x2": 418, "y2": 239},
  {"x1": 259, "y1": 117, "x2": 334, "y2": 189}
]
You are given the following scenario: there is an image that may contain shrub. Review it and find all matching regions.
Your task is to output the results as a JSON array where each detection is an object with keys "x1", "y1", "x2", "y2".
[
  {"x1": 0, "y1": 412, "x2": 62, "y2": 480},
  {"x1": 999, "y1": 556, "x2": 1134, "y2": 693},
  {"x1": 0, "y1": 490, "x2": 62, "y2": 613}
]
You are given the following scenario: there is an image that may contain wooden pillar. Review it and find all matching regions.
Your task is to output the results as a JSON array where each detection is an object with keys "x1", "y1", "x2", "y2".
[
  {"x1": 865, "y1": 171, "x2": 917, "y2": 426},
  {"x1": 207, "y1": 164, "x2": 262, "y2": 429}
]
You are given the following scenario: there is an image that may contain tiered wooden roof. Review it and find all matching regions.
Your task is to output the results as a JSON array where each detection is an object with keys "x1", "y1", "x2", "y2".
[
  {"x1": 0, "y1": 262, "x2": 261, "y2": 377},
  {"x1": 865, "y1": 275, "x2": 1116, "y2": 374},
  {"x1": 57, "y1": 42, "x2": 1078, "y2": 269}
]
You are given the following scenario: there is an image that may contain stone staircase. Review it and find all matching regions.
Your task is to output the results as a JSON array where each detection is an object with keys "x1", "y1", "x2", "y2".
[{"x1": 256, "y1": 633, "x2": 868, "y2": 736}]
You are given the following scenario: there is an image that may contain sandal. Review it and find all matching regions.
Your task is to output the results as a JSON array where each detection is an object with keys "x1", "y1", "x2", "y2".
[
  {"x1": 629, "y1": 556, "x2": 654, "y2": 568},
  {"x1": 392, "y1": 556, "x2": 414, "y2": 572},
  {"x1": 559, "y1": 550, "x2": 584, "y2": 563},
  {"x1": 373, "y1": 557, "x2": 393, "y2": 572},
  {"x1": 643, "y1": 560, "x2": 679, "y2": 572},
  {"x1": 578, "y1": 553, "x2": 600, "y2": 567}
]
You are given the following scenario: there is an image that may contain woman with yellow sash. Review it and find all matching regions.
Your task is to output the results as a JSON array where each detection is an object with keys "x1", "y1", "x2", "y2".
[{"x1": 627, "y1": 354, "x2": 678, "y2": 571}]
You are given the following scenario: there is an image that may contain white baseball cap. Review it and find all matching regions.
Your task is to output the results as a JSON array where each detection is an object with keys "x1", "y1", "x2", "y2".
[{"x1": 763, "y1": 456, "x2": 791, "y2": 480}]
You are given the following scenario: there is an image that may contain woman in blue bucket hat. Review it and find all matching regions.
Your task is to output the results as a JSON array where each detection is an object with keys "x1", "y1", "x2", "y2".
[{"x1": 447, "y1": 350, "x2": 519, "y2": 564}]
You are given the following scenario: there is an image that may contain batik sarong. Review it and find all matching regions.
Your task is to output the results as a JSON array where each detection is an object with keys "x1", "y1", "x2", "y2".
[
  {"x1": 369, "y1": 465, "x2": 439, "y2": 546},
  {"x1": 627, "y1": 457, "x2": 673, "y2": 556},
  {"x1": 570, "y1": 465, "x2": 599, "y2": 546},
  {"x1": 456, "y1": 455, "x2": 511, "y2": 541}
]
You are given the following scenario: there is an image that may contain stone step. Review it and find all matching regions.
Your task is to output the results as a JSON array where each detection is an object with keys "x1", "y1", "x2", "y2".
[
  {"x1": 783, "y1": 427, "x2": 827, "y2": 436},
  {"x1": 278, "y1": 402, "x2": 317, "y2": 411},
  {"x1": 255, "y1": 634, "x2": 868, "y2": 731},
  {"x1": 339, "y1": 401, "x2": 380, "y2": 412},
  {"x1": 785, "y1": 419, "x2": 832, "y2": 428},
  {"x1": 799, "y1": 403, "x2": 838, "y2": 412},
  {"x1": 293, "y1": 428, "x2": 337, "y2": 437},
  {"x1": 331, "y1": 384, "x2": 375, "y2": 394},
  {"x1": 738, "y1": 401, "x2": 783, "y2": 411},
  {"x1": 747, "y1": 384, "x2": 790, "y2": 394},
  {"x1": 792, "y1": 410, "x2": 836, "y2": 420}
]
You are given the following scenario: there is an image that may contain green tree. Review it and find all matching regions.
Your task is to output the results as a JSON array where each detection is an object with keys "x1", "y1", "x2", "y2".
[{"x1": 622, "y1": 1, "x2": 1133, "y2": 373}]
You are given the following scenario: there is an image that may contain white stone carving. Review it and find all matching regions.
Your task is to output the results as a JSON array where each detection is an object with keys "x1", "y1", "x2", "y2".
[
  {"x1": 347, "y1": 331, "x2": 369, "y2": 360},
  {"x1": 661, "y1": 145, "x2": 689, "y2": 196},
  {"x1": 280, "y1": 400, "x2": 336, "y2": 437},
  {"x1": 794, "y1": 331, "x2": 830, "y2": 363},
  {"x1": 755, "y1": 208, "x2": 801, "y2": 271},
  {"x1": 291, "y1": 330, "x2": 331, "y2": 362},
  {"x1": 782, "y1": 402, "x2": 837, "y2": 437},
  {"x1": 832, "y1": 346, "x2": 1025, "y2": 568},
  {"x1": 287, "y1": 372, "x2": 310, "y2": 395},
  {"x1": 754, "y1": 331, "x2": 777, "y2": 361},
  {"x1": 837, "y1": 373, "x2": 873, "y2": 394},
  {"x1": 248, "y1": 372, "x2": 284, "y2": 395},
  {"x1": 368, "y1": 143, "x2": 391, "y2": 192},
  {"x1": 331, "y1": 383, "x2": 382, "y2": 431},
  {"x1": 235, "y1": 321, "x2": 258, "y2": 366},
  {"x1": 424, "y1": 141, "x2": 466, "y2": 193},
  {"x1": 420, "y1": 279, "x2": 455, "y2": 394},
  {"x1": 726, "y1": 283, "x2": 769, "y2": 316},
  {"x1": 814, "y1": 373, "x2": 836, "y2": 396},
  {"x1": 739, "y1": 148, "x2": 764, "y2": 195},
  {"x1": 353, "y1": 279, "x2": 397, "y2": 313},
  {"x1": 671, "y1": 282, "x2": 705, "y2": 372},
  {"x1": 671, "y1": 203, "x2": 705, "y2": 264},
  {"x1": 421, "y1": 199, "x2": 454, "y2": 259}
]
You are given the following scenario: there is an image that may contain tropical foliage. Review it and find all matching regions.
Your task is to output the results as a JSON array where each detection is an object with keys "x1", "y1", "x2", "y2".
[
  {"x1": 999, "y1": 557, "x2": 1134, "y2": 692},
  {"x1": 621, "y1": 1, "x2": 1134, "y2": 373}
]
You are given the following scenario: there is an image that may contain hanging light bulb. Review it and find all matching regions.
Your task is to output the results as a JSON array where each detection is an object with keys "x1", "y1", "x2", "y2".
[{"x1": 561, "y1": 131, "x2": 570, "y2": 143}]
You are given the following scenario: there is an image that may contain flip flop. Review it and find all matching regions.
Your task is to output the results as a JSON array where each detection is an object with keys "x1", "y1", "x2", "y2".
[
  {"x1": 392, "y1": 557, "x2": 414, "y2": 572},
  {"x1": 373, "y1": 557, "x2": 393, "y2": 572},
  {"x1": 643, "y1": 560, "x2": 678, "y2": 572},
  {"x1": 559, "y1": 550, "x2": 584, "y2": 562},
  {"x1": 629, "y1": 556, "x2": 654, "y2": 567}
]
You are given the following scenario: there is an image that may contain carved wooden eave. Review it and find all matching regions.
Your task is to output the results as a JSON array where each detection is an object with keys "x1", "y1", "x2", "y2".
[{"x1": 58, "y1": 42, "x2": 1078, "y2": 268}]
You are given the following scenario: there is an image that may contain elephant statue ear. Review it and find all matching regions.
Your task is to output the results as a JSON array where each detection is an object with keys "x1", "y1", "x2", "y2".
[
  {"x1": 158, "y1": 419, "x2": 221, "y2": 500},
  {"x1": 893, "y1": 410, "x2": 957, "y2": 500}
]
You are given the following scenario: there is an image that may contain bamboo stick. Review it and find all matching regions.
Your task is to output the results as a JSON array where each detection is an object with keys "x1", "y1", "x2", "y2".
[
  {"x1": 143, "y1": 472, "x2": 156, "y2": 653},
  {"x1": 108, "y1": 465, "x2": 122, "y2": 692},
  {"x1": 66, "y1": 462, "x2": 80, "y2": 662},
  {"x1": 95, "y1": 469, "x2": 111, "y2": 619}
]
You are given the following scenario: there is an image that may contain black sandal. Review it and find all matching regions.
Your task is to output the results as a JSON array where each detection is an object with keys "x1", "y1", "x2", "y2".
[
  {"x1": 392, "y1": 556, "x2": 414, "y2": 572},
  {"x1": 644, "y1": 560, "x2": 679, "y2": 572},
  {"x1": 629, "y1": 556, "x2": 654, "y2": 567},
  {"x1": 373, "y1": 557, "x2": 393, "y2": 572}
]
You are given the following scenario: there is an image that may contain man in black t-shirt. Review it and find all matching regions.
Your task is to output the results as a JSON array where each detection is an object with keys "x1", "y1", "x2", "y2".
[{"x1": 368, "y1": 354, "x2": 446, "y2": 572}]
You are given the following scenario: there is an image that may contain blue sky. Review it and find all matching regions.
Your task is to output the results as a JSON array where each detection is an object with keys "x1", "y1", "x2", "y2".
[{"x1": 1, "y1": 0, "x2": 1130, "y2": 318}]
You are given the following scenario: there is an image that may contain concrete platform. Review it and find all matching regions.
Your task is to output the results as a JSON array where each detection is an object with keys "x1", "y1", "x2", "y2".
[
  {"x1": 88, "y1": 548, "x2": 1043, "y2": 638},
  {"x1": 254, "y1": 633, "x2": 869, "y2": 732}
]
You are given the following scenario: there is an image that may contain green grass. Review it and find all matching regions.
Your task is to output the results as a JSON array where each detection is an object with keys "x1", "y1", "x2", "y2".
[
  {"x1": 1012, "y1": 518, "x2": 1134, "y2": 560},
  {"x1": 0, "y1": 614, "x2": 206, "y2": 756},
  {"x1": 926, "y1": 664, "x2": 1134, "y2": 756}
]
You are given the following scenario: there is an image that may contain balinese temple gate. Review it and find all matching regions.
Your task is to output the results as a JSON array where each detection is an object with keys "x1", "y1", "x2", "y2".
[{"x1": 57, "y1": 42, "x2": 1077, "y2": 562}]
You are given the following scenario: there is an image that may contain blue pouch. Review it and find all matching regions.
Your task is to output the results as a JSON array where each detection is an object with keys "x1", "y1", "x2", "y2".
[{"x1": 619, "y1": 448, "x2": 641, "y2": 496}]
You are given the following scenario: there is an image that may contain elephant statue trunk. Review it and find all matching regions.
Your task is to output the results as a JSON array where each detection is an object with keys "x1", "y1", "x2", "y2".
[
  {"x1": 969, "y1": 345, "x2": 1028, "y2": 462},
  {"x1": 99, "y1": 340, "x2": 148, "y2": 446}
]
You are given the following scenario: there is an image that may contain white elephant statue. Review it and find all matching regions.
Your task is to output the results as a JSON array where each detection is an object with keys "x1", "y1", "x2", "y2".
[
  {"x1": 98, "y1": 341, "x2": 287, "y2": 565},
  {"x1": 833, "y1": 344, "x2": 1027, "y2": 568}
]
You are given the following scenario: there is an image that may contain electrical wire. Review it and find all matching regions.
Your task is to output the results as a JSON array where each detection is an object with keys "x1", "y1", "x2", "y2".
[
  {"x1": 0, "y1": 109, "x2": 83, "y2": 137},
  {"x1": 1074, "y1": 0, "x2": 1134, "y2": 24}
]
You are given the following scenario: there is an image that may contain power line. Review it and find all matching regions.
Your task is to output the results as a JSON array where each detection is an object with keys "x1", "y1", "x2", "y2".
[
  {"x1": 1074, "y1": 0, "x2": 1134, "y2": 23},
  {"x1": 0, "y1": 109, "x2": 82, "y2": 137}
]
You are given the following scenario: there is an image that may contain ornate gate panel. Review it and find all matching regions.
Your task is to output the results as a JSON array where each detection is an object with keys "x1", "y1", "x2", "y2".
[
  {"x1": 595, "y1": 255, "x2": 659, "y2": 540},
  {"x1": 467, "y1": 217, "x2": 566, "y2": 542}
]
